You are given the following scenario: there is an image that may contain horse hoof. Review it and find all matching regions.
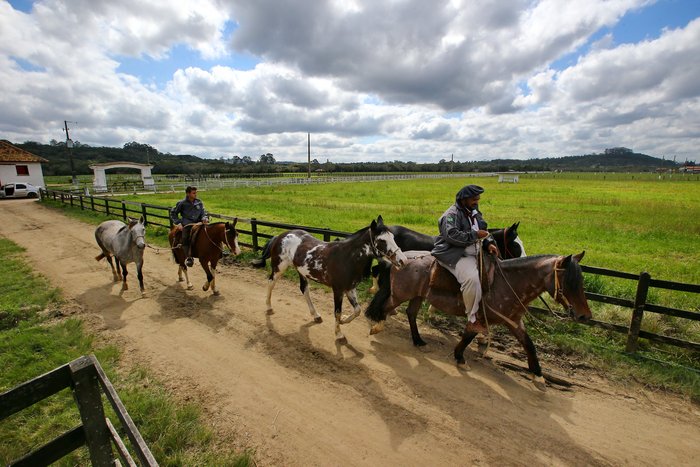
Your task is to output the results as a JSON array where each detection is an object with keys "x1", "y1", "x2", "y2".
[
  {"x1": 141, "y1": 292, "x2": 147, "y2": 298},
  {"x1": 314, "y1": 316, "x2": 323, "y2": 323},
  {"x1": 369, "y1": 322, "x2": 385, "y2": 335},
  {"x1": 533, "y1": 376, "x2": 547, "y2": 392},
  {"x1": 187, "y1": 285, "x2": 194, "y2": 290},
  {"x1": 178, "y1": 277, "x2": 184, "y2": 282},
  {"x1": 202, "y1": 285, "x2": 209, "y2": 291},
  {"x1": 266, "y1": 308, "x2": 274, "y2": 315},
  {"x1": 368, "y1": 286, "x2": 378, "y2": 294},
  {"x1": 336, "y1": 336, "x2": 348, "y2": 345},
  {"x1": 212, "y1": 290, "x2": 220, "y2": 296},
  {"x1": 414, "y1": 339, "x2": 427, "y2": 347}
]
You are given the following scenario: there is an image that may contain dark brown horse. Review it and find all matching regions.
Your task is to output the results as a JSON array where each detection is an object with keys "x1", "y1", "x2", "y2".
[
  {"x1": 365, "y1": 250, "x2": 592, "y2": 389},
  {"x1": 252, "y1": 216, "x2": 408, "y2": 343},
  {"x1": 168, "y1": 221, "x2": 241, "y2": 295}
]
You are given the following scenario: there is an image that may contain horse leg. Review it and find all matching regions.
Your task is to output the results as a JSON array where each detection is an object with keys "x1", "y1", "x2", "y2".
[
  {"x1": 103, "y1": 254, "x2": 120, "y2": 282},
  {"x1": 454, "y1": 330, "x2": 478, "y2": 365},
  {"x1": 368, "y1": 293, "x2": 402, "y2": 335},
  {"x1": 179, "y1": 265, "x2": 193, "y2": 290},
  {"x1": 119, "y1": 260, "x2": 128, "y2": 291},
  {"x1": 369, "y1": 264, "x2": 380, "y2": 294},
  {"x1": 210, "y1": 260, "x2": 219, "y2": 296},
  {"x1": 509, "y1": 320, "x2": 546, "y2": 391},
  {"x1": 266, "y1": 266, "x2": 286, "y2": 315},
  {"x1": 406, "y1": 297, "x2": 427, "y2": 346},
  {"x1": 299, "y1": 275, "x2": 322, "y2": 323},
  {"x1": 136, "y1": 259, "x2": 145, "y2": 297},
  {"x1": 333, "y1": 292, "x2": 347, "y2": 343},
  {"x1": 201, "y1": 261, "x2": 214, "y2": 293},
  {"x1": 339, "y1": 289, "x2": 361, "y2": 324}
]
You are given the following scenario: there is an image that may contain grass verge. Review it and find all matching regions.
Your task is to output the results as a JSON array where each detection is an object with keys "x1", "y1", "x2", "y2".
[{"x1": 0, "y1": 236, "x2": 252, "y2": 466}]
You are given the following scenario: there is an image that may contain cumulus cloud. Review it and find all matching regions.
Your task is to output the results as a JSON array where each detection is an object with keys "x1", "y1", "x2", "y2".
[{"x1": 0, "y1": 0, "x2": 698, "y2": 162}]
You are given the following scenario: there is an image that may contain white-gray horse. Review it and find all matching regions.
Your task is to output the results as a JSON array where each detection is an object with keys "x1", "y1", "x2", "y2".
[{"x1": 95, "y1": 217, "x2": 146, "y2": 296}]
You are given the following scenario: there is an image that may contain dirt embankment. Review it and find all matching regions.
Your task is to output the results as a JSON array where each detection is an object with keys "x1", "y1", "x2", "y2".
[{"x1": 1, "y1": 199, "x2": 698, "y2": 466}]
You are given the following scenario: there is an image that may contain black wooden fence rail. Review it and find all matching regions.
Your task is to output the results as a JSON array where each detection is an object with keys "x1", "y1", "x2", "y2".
[
  {"x1": 42, "y1": 189, "x2": 700, "y2": 354},
  {"x1": 0, "y1": 355, "x2": 157, "y2": 466}
]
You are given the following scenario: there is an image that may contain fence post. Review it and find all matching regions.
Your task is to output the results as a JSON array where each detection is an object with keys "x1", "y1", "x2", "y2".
[
  {"x1": 167, "y1": 208, "x2": 173, "y2": 228},
  {"x1": 121, "y1": 201, "x2": 127, "y2": 221},
  {"x1": 141, "y1": 204, "x2": 148, "y2": 226},
  {"x1": 626, "y1": 271, "x2": 651, "y2": 353},
  {"x1": 69, "y1": 357, "x2": 113, "y2": 466},
  {"x1": 323, "y1": 229, "x2": 331, "y2": 242},
  {"x1": 105, "y1": 199, "x2": 110, "y2": 217},
  {"x1": 90, "y1": 195, "x2": 95, "y2": 212},
  {"x1": 79, "y1": 195, "x2": 84, "y2": 211},
  {"x1": 251, "y1": 218, "x2": 259, "y2": 251},
  {"x1": 69, "y1": 194, "x2": 74, "y2": 208}
]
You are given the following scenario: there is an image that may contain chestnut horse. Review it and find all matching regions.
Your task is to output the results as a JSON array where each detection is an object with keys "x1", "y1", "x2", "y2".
[
  {"x1": 168, "y1": 221, "x2": 241, "y2": 295},
  {"x1": 252, "y1": 216, "x2": 408, "y2": 343},
  {"x1": 365, "y1": 250, "x2": 592, "y2": 389}
]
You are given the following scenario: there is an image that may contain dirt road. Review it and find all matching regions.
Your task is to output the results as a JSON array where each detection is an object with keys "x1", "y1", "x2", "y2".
[{"x1": 2, "y1": 199, "x2": 698, "y2": 466}]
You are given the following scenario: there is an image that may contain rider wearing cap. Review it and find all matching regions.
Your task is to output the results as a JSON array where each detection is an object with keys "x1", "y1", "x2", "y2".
[
  {"x1": 171, "y1": 186, "x2": 209, "y2": 267},
  {"x1": 431, "y1": 184, "x2": 498, "y2": 334}
]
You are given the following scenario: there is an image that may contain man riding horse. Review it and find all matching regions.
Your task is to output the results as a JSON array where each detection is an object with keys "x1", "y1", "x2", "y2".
[
  {"x1": 171, "y1": 185, "x2": 209, "y2": 267},
  {"x1": 431, "y1": 184, "x2": 498, "y2": 335}
]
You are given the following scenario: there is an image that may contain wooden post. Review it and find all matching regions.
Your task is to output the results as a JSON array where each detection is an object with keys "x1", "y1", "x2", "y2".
[
  {"x1": 251, "y1": 218, "x2": 259, "y2": 251},
  {"x1": 167, "y1": 208, "x2": 174, "y2": 228},
  {"x1": 141, "y1": 204, "x2": 148, "y2": 226},
  {"x1": 69, "y1": 194, "x2": 74, "y2": 208},
  {"x1": 91, "y1": 196, "x2": 95, "y2": 212},
  {"x1": 323, "y1": 230, "x2": 330, "y2": 242},
  {"x1": 122, "y1": 201, "x2": 127, "y2": 221},
  {"x1": 79, "y1": 195, "x2": 84, "y2": 211},
  {"x1": 105, "y1": 199, "x2": 110, "y2": 217},
  {"x1": 69, "y1": 357, "x2": 113, "y2": 466},
  {"x1": 626, "y1": 272, "x2": 651, "y2": 353}
]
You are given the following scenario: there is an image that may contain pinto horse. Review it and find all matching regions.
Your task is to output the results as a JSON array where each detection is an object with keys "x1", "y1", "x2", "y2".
[
  {"x1": 252, "y1": 216, "x2": 408, "y2": 343},
  {"x1": 365, "y1": 250, "x2": 592, "y2": 389},
  {"x1": 95, "y1": 217, "x2": 146, "y2": 296},
  {"x1": 369, "y1": 222, "x2": 525, "y2": 293},
  {"x1": 168, "y1": 221, "x2": 241, "y2": 295}
]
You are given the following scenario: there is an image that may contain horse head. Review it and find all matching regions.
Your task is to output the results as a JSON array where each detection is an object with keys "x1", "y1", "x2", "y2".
[
  {"x1": 225, "y1": 219, "x2": 242, "y2": 256},
  {"x1": 128, "y1": 216, "x2": 146, "y2": 250},
  {"x1": 504, "y1": 221, "x2": 524, "y2": 258},
  {"x1": 552, "y1": 251, "x2": 592, "y2": 323},
  {"x1": 370, "y1": 215, "x2": 408, "y2": 268}
]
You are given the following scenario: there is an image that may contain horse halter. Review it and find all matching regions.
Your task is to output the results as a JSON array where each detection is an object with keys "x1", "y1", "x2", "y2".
[
  {"x1": 369, "y1": 229, "x2": 401, "y2": 265},
  {"x1": 553, "y1": 262, "x2": 572, "y2": 310}
]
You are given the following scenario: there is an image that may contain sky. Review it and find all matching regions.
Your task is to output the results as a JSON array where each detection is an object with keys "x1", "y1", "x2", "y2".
[{"x1": 1, "y1": 0, "x2": 699, "y2": 163}]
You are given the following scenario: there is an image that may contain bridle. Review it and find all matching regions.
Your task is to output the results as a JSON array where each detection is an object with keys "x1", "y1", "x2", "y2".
[
  {"x1": 552, "y1": 262, "x2": 572, "y2": 310},
  {"x1": 203, "y1": 223, "x2": 238, "y2": 255},
  {"x1": 369, "y1": 229, "x2": 402, "y2": 267}
]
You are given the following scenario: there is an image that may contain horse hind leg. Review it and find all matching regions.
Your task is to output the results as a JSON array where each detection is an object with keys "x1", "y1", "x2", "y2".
[
  {"x1": 511, "y1": 320, "x2": 546, "y2": 391},
  {"x1": 300, "y1": 276, "x2": 322, "y2": 323},
  {"x1": 118, "y1": 260, "x2": 128, "y2": 292},
  {"x1": 99, "y1": 253, "x2": 120, "y2": 282},
  {"x1": 333, "y1": 292, "x2": 347, "y2": 343},
  {"x1": 266, "y1": 259, "x2": 289, "y2": 315},
  {"x1": 136, "y1": 260, "x2": 145, "y2": 297},
  {"x1": 406, "y1": 297, "x2": 427, "y2": 346}
]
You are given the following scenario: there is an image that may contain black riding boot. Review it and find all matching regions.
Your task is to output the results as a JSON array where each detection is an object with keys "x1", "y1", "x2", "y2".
[{"x1": 182, "y1": 225, "x2": 194, "y2": 267}]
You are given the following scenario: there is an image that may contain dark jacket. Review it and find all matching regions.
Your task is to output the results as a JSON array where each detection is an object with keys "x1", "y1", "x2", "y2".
[
  {"x1": 431, "y1": 203, "x2": 488, "y2": 268},
  {"x1": 171, "y1": 197, "x2": 208, "y2": 226}
]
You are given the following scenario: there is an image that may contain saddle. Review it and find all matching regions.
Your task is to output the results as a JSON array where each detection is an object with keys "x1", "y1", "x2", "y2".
[
  {"x1": 428, "y1": 252, "x2": 497, "y2": 294},
  {"x1": 173, "y1": 223, "x2": 205, "y2": 257}
]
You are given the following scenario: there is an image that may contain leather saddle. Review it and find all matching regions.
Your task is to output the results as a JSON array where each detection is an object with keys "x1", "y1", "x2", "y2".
[{"x1": 428, "y1": 253, "x2": 497, "y2": 294}]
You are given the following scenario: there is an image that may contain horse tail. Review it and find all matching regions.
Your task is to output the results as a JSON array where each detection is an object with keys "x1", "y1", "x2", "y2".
[
  {"x1": 251, "y1": 236, "x2": 275, "y2": 268},
  {"x1": 365, "y1": 263, "x2": 392, "y2": 322}
]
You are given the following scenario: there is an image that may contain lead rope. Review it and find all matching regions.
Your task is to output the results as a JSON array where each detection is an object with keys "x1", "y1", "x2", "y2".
[{"x1": 478, "y1": 237, "x2": 492, "y2": 357}]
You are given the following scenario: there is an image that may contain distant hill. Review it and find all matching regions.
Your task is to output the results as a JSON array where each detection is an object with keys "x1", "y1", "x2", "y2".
[{"x1": 11, "y1": 140, "x2": 682, "y2": 175}]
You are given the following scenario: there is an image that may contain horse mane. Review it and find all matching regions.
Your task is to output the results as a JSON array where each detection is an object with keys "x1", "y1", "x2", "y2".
[
  {"x1": 343, "y1": 225, "x2": 371, "y2": 242},
  {"x1": 499, "y1": 254, "x2": 582, "y2": 294}
]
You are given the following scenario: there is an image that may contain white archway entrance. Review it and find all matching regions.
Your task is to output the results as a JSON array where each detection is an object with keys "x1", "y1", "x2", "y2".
[{"x1": 89, "y1": 162, "x2": 155, "y2": 192}]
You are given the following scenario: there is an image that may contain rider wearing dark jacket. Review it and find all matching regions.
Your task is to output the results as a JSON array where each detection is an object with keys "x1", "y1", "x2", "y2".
[
  {"x1": 171, "y1": 186, "x2": 209, "y2": 266},
  {"x1": 431, "y1": 185, "x2": 497, "y2": 334}
]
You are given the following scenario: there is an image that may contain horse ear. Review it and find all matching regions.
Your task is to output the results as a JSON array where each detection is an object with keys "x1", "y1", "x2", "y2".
[
  {"x1": 559, "y1": 254, "x2": 573, "y2": 268},
  {"x1": 233, "y1": 217, "x2": 238, "y2": 228},
  {"x1": 377, "y1": 215, "x2": 384, "y2": 226},
  {"x1": 370, "y1": 219, "x2": 378, "y2": 231},
  {"x1": 139, "y1": 216, "x2": 145, "y2": 224},
  {"x1": 574, "y1": 250, "x2": 585, "y2": 262},
  {"x1": 512, "y1": 221, "x2": 520, "y2": 231}
]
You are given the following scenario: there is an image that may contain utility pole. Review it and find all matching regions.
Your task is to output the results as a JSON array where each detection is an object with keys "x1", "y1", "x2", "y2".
[
  {"x1": 307, "y1": 132, "x2": 311, "y2": 179},
  {"x1": 63, "y1": 120, "x2": 77, "y2": 185},
  {"x1": 451, "y1": 153, "x2": 454, "y2": 174}
]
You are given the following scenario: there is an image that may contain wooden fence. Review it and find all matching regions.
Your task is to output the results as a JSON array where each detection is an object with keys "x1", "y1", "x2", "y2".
[
  {"x1": 41, "y1": 189, "x2": 700, "y2": 353},
  {"x1": 0, "y1": 355, "x2": 157, "y2": 466}
]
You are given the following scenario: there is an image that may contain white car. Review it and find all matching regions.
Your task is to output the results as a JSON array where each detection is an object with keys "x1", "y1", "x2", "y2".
[{"x1": 0, "y1": 183, "x2": 42, "y2": 199}]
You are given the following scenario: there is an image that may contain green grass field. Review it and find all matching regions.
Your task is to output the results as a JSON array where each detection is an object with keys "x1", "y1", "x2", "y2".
[{"x1": 0, "y1": 237, "x2": 252, "y2": 466}]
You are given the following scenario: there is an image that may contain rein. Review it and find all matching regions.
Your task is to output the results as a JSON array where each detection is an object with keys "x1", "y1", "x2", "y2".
[
  {"x1": 368, "y1": 229, "x2": 399, "y2": 264},
  {"x1": 203, "y1": 223, "x2": 236, "y2": 255}
]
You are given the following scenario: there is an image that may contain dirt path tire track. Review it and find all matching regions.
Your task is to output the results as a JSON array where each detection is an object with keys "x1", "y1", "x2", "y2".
[{"x1": 2, "y1": 200, "x2": 698, "y2": 466}]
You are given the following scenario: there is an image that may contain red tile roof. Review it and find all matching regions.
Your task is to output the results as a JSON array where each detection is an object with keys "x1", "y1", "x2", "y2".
[{"x1": 0, "y1": 140, "x2": 49, "y2": 163}]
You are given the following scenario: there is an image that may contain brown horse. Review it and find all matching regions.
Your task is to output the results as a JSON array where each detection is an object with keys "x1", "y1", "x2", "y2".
[
  {"x1": 168, "y1": 221, "x2": 241, "y2": 295},
  {"x1": 252, "y1": 216, "x2": 408, "y2": 343},
  {"x1": 365, "y1": 250, "x2": 592, "y2": 389}
]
